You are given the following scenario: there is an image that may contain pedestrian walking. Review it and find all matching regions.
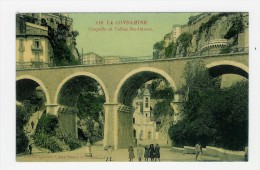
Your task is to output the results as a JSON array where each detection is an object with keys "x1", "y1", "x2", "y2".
[
  {"x1": 137, "y1": 144, "x2": 143, "y2": 162},
  {"x1": 144, "y1": 145, "x2": 149, "y2": 161},
  {"x1": 195, "y1": 143, "x2": 202, "y2": 161},
  {"x1": 128, "y1": 145, "x2": 135, "y2": 161},
  {"x1": 28, "y1": 144, "x2": 32, "y2": 154},
  {"x1": 31, "y1": 121, "x2": 35, "y2": 129},
  {"x1": 104, "y1": 145, "x2": 113, "y2": 161},
  {"x1": 155, "y1": 144, "x2": 160, "y2": 162},
  {"x1": 149, "y1": 144, "x2": 155, "y2": 161}
]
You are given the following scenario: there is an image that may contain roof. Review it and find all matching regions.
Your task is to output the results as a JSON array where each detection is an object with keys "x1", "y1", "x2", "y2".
[{"x1": 143, "y1": 88, "x2": 150, "y2": 96}]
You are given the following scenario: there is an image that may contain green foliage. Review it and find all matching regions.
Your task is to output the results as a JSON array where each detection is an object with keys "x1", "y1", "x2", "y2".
[
  {"x1": 16, "y1": 105, "x2": 30, "y2": 154},
  {"x1": 165, "y1": 42, "x2": 177, "y2": 58},
  {"x1": 16, "y1": 105, "x2": 32, "y2": 128},
  {"x1": 52, "y1": 39, "x2": 77, "y2": 66},
  {"x1": 47, "y1": 22, "x2": 79, "y2": 66},
  {"x1": 153, "y1": 100, "x2": 174, "y2": 119},
  {"x1": 148, "y1": 79, "x2": 174, "y2": 101},
  {"x1": 77, "y1": 92, "x2": 105, "y2": 120},
  {"x1": 180, "y1": 59, "x2": 218, "y2": 94},
  {"x1": 34, "y1": 113, "x2": 81, "y2": 152},
  {"x1": 58, "y1": 77, "x2": 101, "y2": 106},
  {"x1": 153, "y1": 40, "x2": 165, "y2": 59},
  {"x1": 169, "y1": 60, "x2": 248, "y2": 150},
  {"x1": 176, "y1": 32, "x2": 192, "y2": 57},
  {"x1": 224, "y1": 15, "x2": 244, "y2": 39},
  {"x1": 64, "y1": 136, "x2": 82, "y2": 150},
  {"x1": 147, "y1": 79, "x2": 174, "y2": 121},
  {"x1": 16, "y1": 128, "x2": 29, "y2": 154},
  {"x1": 153, "y1": 40, "x2": 165, "y2": 51},
  {"x1": 35, "y1": 114, "x2": 58, "y2": 135},
  {"x1": 34, "y1": 133, "x2": 67, "y2": 152}
]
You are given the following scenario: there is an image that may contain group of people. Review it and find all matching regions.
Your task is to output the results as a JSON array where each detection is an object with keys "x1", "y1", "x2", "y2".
[
  {"x1": 104, "y1": 144, "x2": 160, "y2": 162},
  {"x1": 129, "y1": 144, "x2": 160, "y2": 162}
]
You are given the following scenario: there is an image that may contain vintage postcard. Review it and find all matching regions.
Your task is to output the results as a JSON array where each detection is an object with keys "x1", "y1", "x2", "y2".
[{"x1": 15, "y1": 12, "x2": 249, "y2": 163}]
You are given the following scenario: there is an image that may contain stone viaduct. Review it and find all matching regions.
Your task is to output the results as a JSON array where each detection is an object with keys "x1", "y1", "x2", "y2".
[{"x1": 16, "y1": 52, "x2": 248, "y2": 149}]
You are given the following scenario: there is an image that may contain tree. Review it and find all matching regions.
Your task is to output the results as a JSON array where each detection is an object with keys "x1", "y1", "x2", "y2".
[
  {"x1": 165, "y1": 42, "x2": 177, "y2": 58},
  {"x1": 77, "y1": 92, "x2": 105, "y2": 121},
  {"x1": 153, "y1": 100, "x2": 174, "y2": 119},
  {"x1": 153, "y1": 40, "x2": 165, "y2": 59},
  {"x1": 16, "y1": 105, "x2": 29, "y2": 154},
  {"x1": 176, "y1": 32, "x2": 192, "y2": 57},
  {"x1": 153, "y1": 40, "x2": 165, "y2": 51},
  {"x1": 76, "y1": 92, "x2": 105, "y2": 143},
  {"x1": 169, "y1": 59, "x2": 248, "y2": 150}
]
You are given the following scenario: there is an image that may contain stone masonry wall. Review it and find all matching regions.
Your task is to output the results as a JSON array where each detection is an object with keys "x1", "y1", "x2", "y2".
[
  {"x1": 58, "y1": 107, "x2": 78, "y2": 139},
  {"x1": 117, "y1": 109, "x2": 134, "y2": 149}
]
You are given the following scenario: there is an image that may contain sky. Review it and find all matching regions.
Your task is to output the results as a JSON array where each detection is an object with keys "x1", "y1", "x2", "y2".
[{"x1": 69, "y1": 13, "x2": 198, "y2": 57}]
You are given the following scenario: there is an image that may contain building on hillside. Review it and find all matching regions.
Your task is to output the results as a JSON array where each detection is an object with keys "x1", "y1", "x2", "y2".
[
  {"x1": 164, "y1": 25, "x2": 181, "y2": 47},
  {"x1": 132, "y1": 87, "x2": 157, "y2": 142},
  {"x1": 82, "y1": 52, "x2": 104, "y2": 65},
  {"x1": 16, "y1": 13, "x2": 79, "y2": 69},
  {"x1": 103, "y1": 56, "x2": 122, "y2": 64},
  {"x1": 16, "y1": 20, "x2": 53, "y2": 69}
]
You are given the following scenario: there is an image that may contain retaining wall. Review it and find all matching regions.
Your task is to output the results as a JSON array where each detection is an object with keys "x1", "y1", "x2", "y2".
[{"x1": 172, "y1": 146, "x2": 246, "y2": 161}]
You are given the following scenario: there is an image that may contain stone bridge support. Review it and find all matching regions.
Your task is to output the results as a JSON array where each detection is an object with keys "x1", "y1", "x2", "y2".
[{"x1": 103, "y1": 103, "x2": 135, "y2": 149}]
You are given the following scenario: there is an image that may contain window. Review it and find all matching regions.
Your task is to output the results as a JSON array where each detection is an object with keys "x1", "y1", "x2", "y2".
[
  {"x1": 34, "y1": 40, "x2": 40, "y2": 48},
  {"x1": 145, "y1": 97, "x2": 148, "y2": 108},
  {"x1": 133, "y1": 129, "x2": 136, "y2": 138},
  {"x1": 148, "y1": 132, "x2": 151, "y2": 140},
  {"x1": 19, "y1": 39, "x2": 24, "y2": 49},
  {"x1": 133, "y1": 117, "x2": 135, "y2": 124}
]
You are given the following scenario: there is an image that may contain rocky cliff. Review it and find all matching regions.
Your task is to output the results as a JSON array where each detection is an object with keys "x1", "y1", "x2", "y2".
[{"x1": 176, "y1": 12, "x2": 248, "y2": 57}]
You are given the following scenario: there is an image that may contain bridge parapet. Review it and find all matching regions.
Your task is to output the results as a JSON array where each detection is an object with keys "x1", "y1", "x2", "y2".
[{"x1": 16, "y1": 50, "x2": 248, "y2": 70}]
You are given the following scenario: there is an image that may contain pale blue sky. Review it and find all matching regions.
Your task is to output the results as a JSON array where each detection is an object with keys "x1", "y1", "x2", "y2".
[{"x1": 70, "y1": 13, "x2": 198, "y2": 57}]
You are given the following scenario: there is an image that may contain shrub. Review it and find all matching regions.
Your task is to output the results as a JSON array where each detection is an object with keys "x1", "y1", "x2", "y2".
[
  {"x1": 35, "y1": 114, "x2": 58, "y2": 135},
  {"x1": 16, "y1": 105, "x2": 30, "y2": 154},
  {"x1": 34, "y1": 114, "x2": 81, "y2": 152},
  {"x1": 64, "y1": 136, "x2": 81, "y2": 150},
  {"x1": 16, "y1": 127, "x2": 29, "y2": 154},
  {"x1": 34, "y1": 133, "x2": 68, "y2": 152}
]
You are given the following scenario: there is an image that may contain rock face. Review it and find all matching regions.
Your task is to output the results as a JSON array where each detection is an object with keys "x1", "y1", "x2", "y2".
[{"x1": 175, "y1": 12, "x2": 248, "y2": 57}]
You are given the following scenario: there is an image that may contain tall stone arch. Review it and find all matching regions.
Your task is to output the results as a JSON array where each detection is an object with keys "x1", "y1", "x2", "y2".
[
  {"x1": 16, "y1": 75, "x2": 51, "y2": 105},
  {"x1": 114, "y1": 67, "x2": 178, "y2": 104},
  {"x1": 54, "y1": 72, "x2": 110, "y2": 106},
  {"x1": 206, "y1": 60, "x2": 248, "y2": 78},
  {"x1": 108, "y1": 67, "x2": 178, "y2": 149},
  {"x1": 53, "y1": 72, "x2": 109, "y2": 139}
]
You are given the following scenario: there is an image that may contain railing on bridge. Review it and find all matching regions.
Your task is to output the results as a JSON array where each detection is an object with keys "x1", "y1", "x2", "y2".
[
  {"x1": 16, "y1": 62, "x2": 49, "y2": 69},
  {"x1": 16, "y1": 47, "x2": 248, "y2": 70}
]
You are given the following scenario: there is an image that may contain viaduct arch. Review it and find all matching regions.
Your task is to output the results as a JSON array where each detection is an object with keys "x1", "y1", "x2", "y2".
[
  {"x1": 16, "y1": 53, "x2": 249, "y2": 149},
  {"x1": 16, "y1": 75, "x2": 50, "y2": 105}
]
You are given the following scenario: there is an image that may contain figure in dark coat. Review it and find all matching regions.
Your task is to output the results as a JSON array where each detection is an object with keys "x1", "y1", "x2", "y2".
[
  {"x1": 144, "y1": 146, "x2": 149, "y2": 161},
  {"x1": 28, "y1": 144, "x2": 32, "y2": 154},
  {"x1": 155, "y1": 144, "x2": 160, "y2": 161},
  {"x1": 149, "y1": 144, "x2": 155, "y2": 161},
  {"x1": 128, "y1": 146, "x2": 135, "y2": 161},
  {"x1": 31, "y1": 121, "x2": 35, "y2": 129}
]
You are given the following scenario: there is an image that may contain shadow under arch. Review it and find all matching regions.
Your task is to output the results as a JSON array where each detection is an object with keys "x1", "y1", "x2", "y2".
[
  {"x1": 16, "y1": 75, "x2": 50, "y2": 104},
  {"x1": 54, "y1": 72, "x2": 109, "y2": 105},
  {"x1": 114, "y1": 67, "x2": 178, "y2": 105},
  {"x1": 206, "y1": 60, "x2": 248, "y2": 78}
]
